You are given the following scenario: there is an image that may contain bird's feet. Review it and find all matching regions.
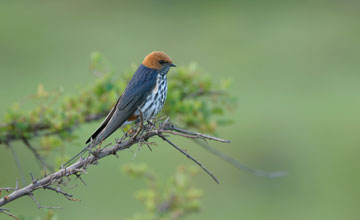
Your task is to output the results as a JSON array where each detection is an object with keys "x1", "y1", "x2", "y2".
[{"x1": 147, "y1": 120, "x2": 155, "y2": 126}]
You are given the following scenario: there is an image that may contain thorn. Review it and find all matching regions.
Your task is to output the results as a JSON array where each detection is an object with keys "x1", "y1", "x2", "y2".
[{"x1": 29, "y1": 172, "x2": 37, "y2": 184}]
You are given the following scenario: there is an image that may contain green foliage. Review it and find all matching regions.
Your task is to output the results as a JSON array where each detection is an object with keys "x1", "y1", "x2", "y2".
[
  {"x1": 122, "y1": 163, "x2": 203, "y2": 220},
  {"x1": 164, "y1": 63, "x2": 234, "y2": 133},
  {"x1": 0, "y1": 52, "x2": 233, "y2": 166}
]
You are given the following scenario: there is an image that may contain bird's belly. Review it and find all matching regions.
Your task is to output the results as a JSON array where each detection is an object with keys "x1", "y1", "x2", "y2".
[{"x1": 137, "y1": 77, "x2": 167, "y2": 121}]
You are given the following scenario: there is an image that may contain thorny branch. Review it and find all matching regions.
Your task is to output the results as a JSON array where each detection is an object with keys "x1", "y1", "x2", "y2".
[{"x1": 0, "y1": 119, "x2": 229, "y2": 214}]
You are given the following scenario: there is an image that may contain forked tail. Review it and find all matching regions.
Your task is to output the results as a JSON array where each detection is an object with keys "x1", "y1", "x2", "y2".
[{"x1": 61, "y1": 144, "x2": 91, "y2": 168}]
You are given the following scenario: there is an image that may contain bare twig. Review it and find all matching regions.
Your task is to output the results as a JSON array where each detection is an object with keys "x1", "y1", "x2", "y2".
[
  {"x1": 163, "y1": 124, "x2": 230, "y2": 143},
  {"x1": 74, "y1": 173, "x2": 87, "y2": 186},
  {"x1": 5, "y1": 142, "x2": 26, "y2": 186},
  {"x1": 0, "y1": 119, "x2": 229, "y2": 208},
  {"x1": 22, "y1": 138, "x2": 53, "y2": 171},
  {"x1": 193, "y1": 139, "x2": 287, "y2": 178},
  {"x1": 158, "y1": 134, "x2": 219, "y2": 184},
  {"x1": 0, "y1": 208, "x2": 20, "y2": 220},
  {"x1": 29, "y1": 192, "x2": 61, "y2": 209},
  {"x1": 0, "y1": 187, "x2": 15, "y2": 193},
  {"x1": 157, "y1": 194, "x2": 176, "y2": 213},
  {"x1": 44, "y1": 186, "x2": 79, "y2": 201}
]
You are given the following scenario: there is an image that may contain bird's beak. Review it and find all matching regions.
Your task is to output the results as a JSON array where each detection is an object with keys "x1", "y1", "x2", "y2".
[{"x1": 169, "y1": 63, "x2": 176, "y2": 67}]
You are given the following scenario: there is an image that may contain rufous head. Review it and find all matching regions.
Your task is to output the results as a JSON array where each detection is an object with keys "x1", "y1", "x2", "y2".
[{"x1": 142, "y1": 51, "x2": 176, "y2": 70}]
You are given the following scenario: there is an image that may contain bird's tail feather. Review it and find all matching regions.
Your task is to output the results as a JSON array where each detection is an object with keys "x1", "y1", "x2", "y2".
[{"x1": 62, "y1": 144, "x2": 91, "y2": 168}]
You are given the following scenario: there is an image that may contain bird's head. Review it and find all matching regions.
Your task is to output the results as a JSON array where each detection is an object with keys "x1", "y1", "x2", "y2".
[{"x1": 142, "y1": 51, "x2": 176, "y2": 73}]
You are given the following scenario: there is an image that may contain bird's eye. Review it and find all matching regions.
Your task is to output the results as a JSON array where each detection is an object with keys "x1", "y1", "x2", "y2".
[{"x1": 159, "y1": 60, "x2": 165, "y2": 65}]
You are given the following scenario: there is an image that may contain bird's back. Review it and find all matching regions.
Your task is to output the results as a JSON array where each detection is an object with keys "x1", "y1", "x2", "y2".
[{"x1": 86, "y1": 65, "x2": 158, "y2": 145}]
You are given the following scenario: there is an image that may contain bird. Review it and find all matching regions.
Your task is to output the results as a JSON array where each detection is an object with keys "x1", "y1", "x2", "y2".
[{"x1": 63, "y1": 51, "x2": 176, "y2": 167}]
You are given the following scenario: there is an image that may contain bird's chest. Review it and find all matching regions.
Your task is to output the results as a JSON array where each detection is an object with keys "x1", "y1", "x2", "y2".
[{"x1": 140, "y1": 75, "x2": 167, "y2": 120}]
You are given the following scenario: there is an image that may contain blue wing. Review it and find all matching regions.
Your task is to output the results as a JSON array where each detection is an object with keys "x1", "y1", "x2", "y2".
[{"x1": 85, "y1": 64, "x2": 158, "y2": 145}]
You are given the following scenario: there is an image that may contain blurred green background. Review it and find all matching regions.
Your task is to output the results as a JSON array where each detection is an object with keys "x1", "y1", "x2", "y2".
[{"x1": 1, "y1": 0, "x2": 360, "y2": 219}]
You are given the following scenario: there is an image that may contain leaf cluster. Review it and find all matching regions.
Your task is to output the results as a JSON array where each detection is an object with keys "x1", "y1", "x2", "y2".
[{"x1": 123, "y1": 163, "x2": 203, "y2": 220}]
